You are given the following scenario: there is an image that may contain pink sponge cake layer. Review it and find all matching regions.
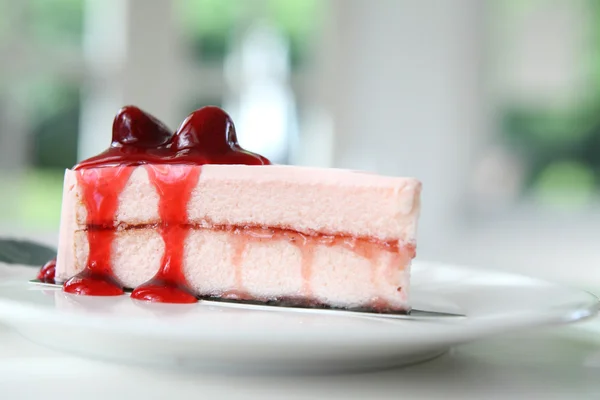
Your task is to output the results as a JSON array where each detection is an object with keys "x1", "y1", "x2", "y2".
[{"x1": 56, "y1": 164, "x2": 421, "y2": 312}]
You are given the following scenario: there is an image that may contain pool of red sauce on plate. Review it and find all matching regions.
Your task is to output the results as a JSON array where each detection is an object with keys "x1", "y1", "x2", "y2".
[
  {"x1": 46, "y1": 105, "x2": 415, "y2": 307},
  {"x1": 37, "y1": 258, "x2": 57, "y2": 283}
]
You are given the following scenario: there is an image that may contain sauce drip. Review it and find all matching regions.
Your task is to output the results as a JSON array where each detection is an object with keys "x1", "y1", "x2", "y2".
[
  {"x1": 130, "y1": 165, "x2": 200, "y2": 303},
  {"x1": 229, "y1": 233, "x2": 250, "y2": 299},
  {"x1": 63, "y1": 166, "x2": 133, "y2": 296}
]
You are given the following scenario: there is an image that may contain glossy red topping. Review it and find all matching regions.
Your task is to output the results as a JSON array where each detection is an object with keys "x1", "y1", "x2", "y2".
[
  {"x1": 64, "y1": 105, "x2": 270, "y2": 302},
  {"x1": 74, "y1": 105, "x2": 270, "y2": 169},
  {"x1": 174, "y1": 106, "x2": 270, "y2": 165},
  {"x1": 113, "y1": 105, "x2": 172, "y2": 148},
  {"x1": 37, "y1": 258, "x2": 56, "y2": 283}
]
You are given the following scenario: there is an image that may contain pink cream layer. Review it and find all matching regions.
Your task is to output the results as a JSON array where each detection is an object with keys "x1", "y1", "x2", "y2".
[{"x1": 63, "y1": 164, "x2": 421, "y2": 242}]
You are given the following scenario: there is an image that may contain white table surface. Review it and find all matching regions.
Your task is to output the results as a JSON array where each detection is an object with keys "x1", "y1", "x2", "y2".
[{"x1": 1, "y1": 317, "x2": 599, "y2": 400}]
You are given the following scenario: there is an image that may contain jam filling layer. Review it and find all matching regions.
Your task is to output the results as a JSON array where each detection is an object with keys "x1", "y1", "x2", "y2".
[{"x1": 82, "y1": 223, "x2": 407, "y2": 251}]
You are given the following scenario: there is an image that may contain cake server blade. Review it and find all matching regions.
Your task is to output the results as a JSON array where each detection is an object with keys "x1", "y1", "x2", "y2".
[
  {"x1": 0, "y1": 239, "x2": 56, "y2": 266},
  {"x1": 28, "y1": 280, "x2": 465, "y2": 318}
]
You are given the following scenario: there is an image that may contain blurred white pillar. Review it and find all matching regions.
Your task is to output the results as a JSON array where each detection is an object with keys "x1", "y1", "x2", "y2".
[
  {"x1": 317, "y1": 0, "x2": 486, "y2": 259},
  {"x1": 0, "y1": 1, "x2": 30, "y2": 171},
  {"x1": 78, "y1": 0, "x2": 182, "y2": 161}
]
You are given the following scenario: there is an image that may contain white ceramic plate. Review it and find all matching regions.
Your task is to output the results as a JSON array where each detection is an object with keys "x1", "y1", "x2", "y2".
[{"x1": 0, "y1": 261, "x2": 596, "y2": 373}]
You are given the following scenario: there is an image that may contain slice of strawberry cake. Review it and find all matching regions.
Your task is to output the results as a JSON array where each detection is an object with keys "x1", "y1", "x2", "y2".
[{"x1": 51, "y1": 105, "x2": 421, "y2": 313}]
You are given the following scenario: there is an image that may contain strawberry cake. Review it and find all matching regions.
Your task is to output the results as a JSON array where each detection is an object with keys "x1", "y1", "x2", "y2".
[{"x1": 46, "y1": 105, "x2": 421, "y2": 313}]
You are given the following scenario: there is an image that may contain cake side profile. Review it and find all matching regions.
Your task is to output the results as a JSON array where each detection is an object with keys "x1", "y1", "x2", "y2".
[
  {"x1": 51, "y1": 105, "x2": 422, "y2": 313},
  {"x1": 56, "y1": 164, "x2": 420, "y2": 311}
]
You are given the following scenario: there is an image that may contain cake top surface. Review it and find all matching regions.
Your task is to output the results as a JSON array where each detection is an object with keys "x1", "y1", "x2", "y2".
[{"x1": 75, "y1": 105, "x2": 271, "y2": 170}]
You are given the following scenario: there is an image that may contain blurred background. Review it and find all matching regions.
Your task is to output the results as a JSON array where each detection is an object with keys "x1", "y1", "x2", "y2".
[{"x1": 0, "y1": 0, "x2": 599, "y2": 287}]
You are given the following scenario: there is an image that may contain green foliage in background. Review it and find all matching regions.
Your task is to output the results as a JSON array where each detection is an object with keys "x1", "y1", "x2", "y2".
[
  {"x1": 177, "y1": 0, "x2": 240, "y2": 62},
  {"x1": 29, "y1": 81, "x2": 81, "y2": 169},
  {"x1": 28, "y1": 0, "x2": 83, "y2": 45},
  {"x1": 177, "y1": 0, "x2": 319, "y2": 66},
  {"x1": 501, "y1": 98, "x2": 600, "y2": 203},
  {"x1": 0, "y1": 169, "x2": 63, "y2": 229},
  {"x1": 497, "y1": 0, "x2": 600, "y2": 208},
  {"x1": 501, "y1": 103, "x2": 600, "y2": 207}
]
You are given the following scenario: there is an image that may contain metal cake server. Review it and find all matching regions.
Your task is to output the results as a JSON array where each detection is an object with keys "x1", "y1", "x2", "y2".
[{"x1": 27, "y1": 279, "x2": 465, "y2": 319}]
